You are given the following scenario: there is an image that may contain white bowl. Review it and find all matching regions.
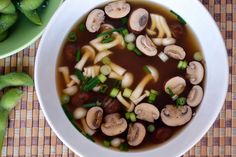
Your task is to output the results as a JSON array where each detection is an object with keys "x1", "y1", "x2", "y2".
[{"x1": 35, "y1": 0, "x2": 228, "y2": 157}]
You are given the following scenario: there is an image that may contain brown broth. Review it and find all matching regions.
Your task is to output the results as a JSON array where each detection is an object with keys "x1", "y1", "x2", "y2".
[{"x1": 56, "y1": 0, "x2": 204, "y2": 152}]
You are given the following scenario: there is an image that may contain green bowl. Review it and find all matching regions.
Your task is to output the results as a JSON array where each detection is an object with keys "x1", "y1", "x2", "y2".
[{"x1": 0, "y1": 0, "x2": 63, "y2": 59}]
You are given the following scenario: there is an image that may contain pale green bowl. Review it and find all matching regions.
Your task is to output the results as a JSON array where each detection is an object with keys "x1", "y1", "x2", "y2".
[{"x1": 0, "y1": 0, "x2": 63, "y2": 59}]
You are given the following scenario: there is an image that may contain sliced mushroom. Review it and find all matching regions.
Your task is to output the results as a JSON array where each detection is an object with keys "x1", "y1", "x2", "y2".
[
  {"x1": 161, "y1": 105, "x2": 192, "y2": 126},
  {"x1": 187, "y1": 85, "x2": 203, "y2": 107},
  {"x1": 186, "y1": 61, "x2": 204, "y2": 85},
  {"x1": 164, "y1": 45, "x2": 186, "y2": 60},
  {"x1": 99, "y1": 24, "x2": 114, "y2": 33},
  {"x1": 86, "y1": 9, "x2": 105, "y2": 33},
  {"x1": 81, "y1": 118, "x2": 96, "y2": 135},
  {"x1": 164, "y1": 76, "x2": 186, "y2": 95},
  {"x1": 105, "y1": 0, "x2": 131, "y2": 19},
  {"x1": 129, "y1": 8, "x2": 149, "y2": 34},
  {"x1": 136, "y1": 35, "x2": 157, "y2": 56},
  {"x1": 90, "y1": 32, "x2": 125, "y2": 51},
  {"x1": 134, "y1": 103, "x2": 160, "y2": 122},
  {"x1": 101, "y1": 113, "x2": 127, "y2": 136},
  {"x1": 75, "y1": 45, "x2": 96, "y2": 70},
  {"x1": 130, "y1": 66, "x2": 159, "y2": 102},
  {"x1": 86, "y1": 107, "x2": 103, "y2": 130},
  {"x1": 121, "y1": 72, "x2": 134, "y2": 88},
  {"x1": 117, "y1": 92, "x2": 135, "y2": 112},
  {"x1": 127, "y1": 123, "x2": 146, "y2": 146}
]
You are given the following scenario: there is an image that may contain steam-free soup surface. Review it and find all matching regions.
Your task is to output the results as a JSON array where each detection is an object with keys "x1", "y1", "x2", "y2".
[{"x1": 57, "y1": 0, "x2": 204, "y2": 151}]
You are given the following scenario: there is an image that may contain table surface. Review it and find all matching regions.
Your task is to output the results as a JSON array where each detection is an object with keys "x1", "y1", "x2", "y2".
[{"x1": 1, "y1": 0, "x2": 235, "y2": 156}]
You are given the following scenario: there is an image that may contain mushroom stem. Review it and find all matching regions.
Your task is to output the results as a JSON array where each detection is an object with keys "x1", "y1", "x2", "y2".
[
  {"x1": 132, "y1": 90, "x2": 150, "y2": 105},
  {"x1": 75, "y1": 54, "x2": 90, "y2": 71},
  {"x1": 58, "y1": 66, "x2": 70, "y2": 84},
  {"x1": 117, "y1": 92, "x2": 134, "y2": 112},
  {"x1": 108, "y1": 72, "x2": 123, "y2": 80},
  {"x1": 81, "y1": 118, "x2": 96, "y2": 135},
  {"x1": 109, "y1": 62, "x2": 126, "y2": 76},
  {"x1": 83, "y1": 65, "x2": 100, "y2": 78}
]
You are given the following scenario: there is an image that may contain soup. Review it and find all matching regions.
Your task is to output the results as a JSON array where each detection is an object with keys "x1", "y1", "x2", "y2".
[{"x1": 57, "y1": 0, "x2": 205, "y2": 151}]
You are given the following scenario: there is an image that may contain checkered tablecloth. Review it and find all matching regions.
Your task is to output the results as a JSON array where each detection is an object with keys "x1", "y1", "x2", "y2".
[{"x1": 1, "y1": 0, "x2": 235, "y2": 156}]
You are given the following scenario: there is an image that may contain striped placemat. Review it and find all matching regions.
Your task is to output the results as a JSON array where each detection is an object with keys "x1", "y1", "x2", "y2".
[{"x1": 1, "y1": 0, "x2": 235, "y2": 156}]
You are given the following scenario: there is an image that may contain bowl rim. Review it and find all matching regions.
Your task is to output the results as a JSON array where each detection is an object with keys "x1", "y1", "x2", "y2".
[{"x1": 35, "y1": 0, "x2": 229, "y2": 157}]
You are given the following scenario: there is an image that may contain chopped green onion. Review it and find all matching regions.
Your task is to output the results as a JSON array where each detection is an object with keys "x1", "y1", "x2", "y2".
[
  {"x1": 121, "y1": 28, "x2": 129, "y2": 36},
  {"x1": 75, "y1": 69, "x2": 85, "y2": 81},
  {"x1": 129, "y1": 112, "x2": 136, "y2": 122},
  {"x1": 121, "y1": 17, "x2": 128, "y2": 25},
  {"x1": 134, "y1": 48, "x2": 142, "y2": 56},
  {"x1": 99, "y1": 84, "x2": 108, "y2": 93},
  {"x1": 103, "y1": 140, "x2": 111, "y2": 147},
  {"x1": 177, "y1": 60, "x2": 188, "y2": 70},
  {"x1": 78, "y1": 23, "x2": 86, "y2": 32},
  {"x1": 60, "y1": 94, "x2": 70, "y2": 105},
  {"x1": 113, "y1": 80, "x2": 121, "y2": 88},
  {"x1": 147, "y1": 124, "x2": 155, "y2": 133},
  {"x1": 110, "y1": 88, "x2": 120, "y2": 98},
  {"x1": 127, "y1": 42, "x2": 135, "y2": 51},
  {"x1": 82, "y1": 76, "x2": 100, "y2": 91},
  {"x1": 170, "y1": 10, "x2": 187, "y2": 25},
  {"x1": 176, "y1": 97, "x2": 186, "y2": 106},
  {"x1": 85, "y1": 134, "x2": 95, "y2": 142},
  {"x1": 166, "y1": 87, "x2": 174, "y2": 96},
  {"x1": 143, "y1": 66, "x2": 151, "y2": 74},
  {"x1": 98, "y1": 74, "x2": 107, "y2": 83},
  {"x1": 100, "y1": 65, "x2": 111, "y2": 75},
  {"x1": 148, "y1": 92, "x2": 158, "y2": 104},
  {"x1": 123, "y1": 88, "x2": 133, "y2": 98},
  {"x1": 82, "y1": 103, "x2": 97, "y2": 108},
  {"x1": 76, "y1": 49, "x2": 81, "y2": 62},
  {"x1": 102, "y1": 57, "x2": 111, "y2": 65},
  {"x1": 151, "y1": 89, "x2": 159, "y2": 95},
  {"x1": 68, "y1": 32, "x2": 77, "y2": 42},
  {"x1": 125, "y1": 112, "x2": 130, "y2": 120},
  {"x1": 119, "y1": 143, "x2": 129, "y2": 151},
  {"x1": 97, "y1": 28, "x2": 125, "y2": 37},
  {"x1": 193, "y1": 52, "x2": 203, "y2": 61},
  {"x1": 102, "y1": 37, "x2": 114, "y2": 43}
]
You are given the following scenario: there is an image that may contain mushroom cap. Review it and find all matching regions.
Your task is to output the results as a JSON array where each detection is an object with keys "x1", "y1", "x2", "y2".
[
  {"x1": 187, "y1": 85, "x2": 204, "y2": 107},
  {"x1": 134, "y1": 103, "x2": 160, "y2": 122},
  {"x1": 81, "y1": 45, "x2": 96, "y2": 60},
  {"x1": 94, "y1": 50, "x2": 113, "y2": 64},
  {"x1": 127, "y1": 123, "x2": 146, "y2": 146},
  {"x1": 186, "y1": 61, "x2": 204, "y2": 85},
  {"x1": 136, "y1": 35, "x2": 157, "y2": 56},
  {"x1": 164, "y1": 45, "x2": 186, "y2": 60},
  {"x1": 105, "y1": 0, "x2": 131, "y2": 19},
  {"x1": 121, "y1": 72, "x2": 134, "y2": 88},
  {"x1": 86, "y1": 107, "x2": 103, "y2": 130},
  {"x1": 146, "y1": 65, "x2": 159, "y2": 82},
  {"x1": 164, "y1": 76, "x2": 186, "y2": 95},
  {"x1": 86, "y1": 9, "x2": 105, "y2": 33},
  {"x1": 101, "y1": 113, "x2": 127, "y2": 136},
  {"x1": 161, "y1": 105, "x2": 192, "y2": 126},
  {"x1": 129, "y1": 8, "x2": 149, "y2": 34}
]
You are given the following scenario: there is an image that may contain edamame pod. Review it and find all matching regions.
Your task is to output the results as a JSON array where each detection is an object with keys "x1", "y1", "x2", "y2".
[
  {"x1": 0, "y1": 108, "x2": 8, "y2": 157},
  {"x1": 0, "y1": 13, "x2": 18, "y2": 34},
  {"x1": 0, "y1": 31, "x2": 8, "y2": 42},
  {"x1": 0, "y1": 2, "x2": 16, "y2": 14},
  {"x1": 18, "y1": 6, "x2": 42, "y2": 25},
  {"x1": 0, "y1": 72, "x2": 34, "y2": 90},
  {"x1": 20, "y1": 0, "x2": 45, "y2": 11},
  {"x1": 0, "y1": 88, "x2": 23, "y2": 111},
  {"x1": 0, "y1": 0, "x2": 10, "y2": 10}
]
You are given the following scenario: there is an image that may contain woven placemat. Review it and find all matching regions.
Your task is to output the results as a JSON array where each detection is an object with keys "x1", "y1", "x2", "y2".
[{"x1": 0, "y1": 0, "x2": 235, "y2": 156}]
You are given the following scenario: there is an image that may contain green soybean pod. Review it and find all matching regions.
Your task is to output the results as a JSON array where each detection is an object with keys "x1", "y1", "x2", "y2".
[
  {"x1": 0, "y1": 31, "x2": 8, "y2": 42},
  {"x1": 0, "y1": 72, "x2": 34, "y2": 90},
  {"x1": 0, "y1": 108, "x2": 8, "y2": 157},
  {"x1": 0, "y1": 13, "x2": 18, "y2": 34},
  {"x1": 18, "y1": 6, "x2": 42, "y2": 25},
  {"x1": 20, "y1": 0, "x2": 45, "y2": 11},
  {"x1": 0, "y1": 2, "x2": 16, "y2": 14},
  {"x1": 0, "y1": 0, "x2": 10, "y2": 10},
  {"x1": 0, "y1": 88, "x2": 23, "y2": 111}
]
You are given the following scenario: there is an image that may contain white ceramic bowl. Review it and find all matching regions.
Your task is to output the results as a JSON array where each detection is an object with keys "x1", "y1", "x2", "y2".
[{"x1": 35, "y1": 0, "x2": 228, "y2": 157}]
